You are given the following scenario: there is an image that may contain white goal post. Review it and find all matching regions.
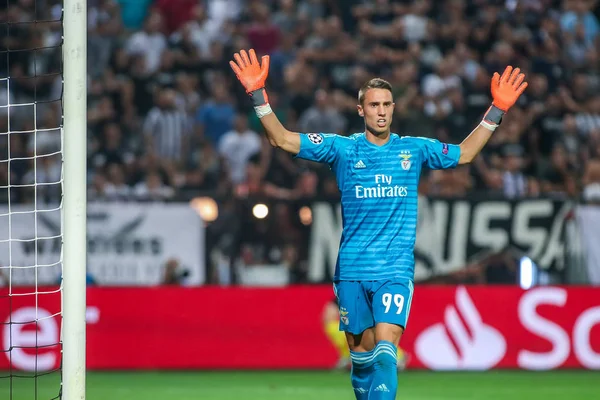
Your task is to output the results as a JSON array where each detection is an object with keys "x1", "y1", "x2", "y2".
[{"x1": 62, "y1": 0, "x2": 87, "y2": 399}]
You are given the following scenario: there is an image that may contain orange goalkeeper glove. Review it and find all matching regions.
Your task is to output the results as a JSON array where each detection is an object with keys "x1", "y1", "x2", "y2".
[
  {"x1": 229, "y1": 49, "x2": 271, "y2": 112},
  {"x1": 482, "y1": 66, "x2": 528, "y2": 131}
]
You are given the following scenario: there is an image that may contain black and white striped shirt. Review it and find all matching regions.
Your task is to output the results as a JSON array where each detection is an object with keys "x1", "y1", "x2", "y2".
[
  {"x1": 503, "y1": 171, "x2": 527, "y2": 199},
  {"x1": 143, "y1": 107, "x2": 190, "y2": 161},
  {"x1": 575, "y1": 113, "x2": 600, "y2": 136}
]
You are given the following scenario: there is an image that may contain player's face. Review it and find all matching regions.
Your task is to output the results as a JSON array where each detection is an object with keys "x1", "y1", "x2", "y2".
[{"x1": 357, "y1": 88, "x2": 395, "y2": 136}]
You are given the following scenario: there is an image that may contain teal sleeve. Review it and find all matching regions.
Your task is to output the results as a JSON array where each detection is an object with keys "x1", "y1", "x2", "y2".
[
  {"x1": 416, "y1": 138, "x2": 461, "y2": 169},
  {"x1": 296, "y1": 133, "x2": 340, "y2": 164}
]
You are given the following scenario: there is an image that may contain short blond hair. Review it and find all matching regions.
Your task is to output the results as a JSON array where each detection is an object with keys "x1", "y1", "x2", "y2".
[{"x1": 358, "y1": 78, "x2": 393, "y2": 105}]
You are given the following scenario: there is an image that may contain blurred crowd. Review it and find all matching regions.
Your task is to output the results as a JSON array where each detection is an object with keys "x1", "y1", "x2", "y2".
[
  {"x1": 1, "y1": 0, "x2": 599, "y2": 203},
  {"x1": 91, "y1": 0, "x2": 600, "y2": 203},
  {"x1": 1, "y1": 0, "x2": 600, "y2": 283}
]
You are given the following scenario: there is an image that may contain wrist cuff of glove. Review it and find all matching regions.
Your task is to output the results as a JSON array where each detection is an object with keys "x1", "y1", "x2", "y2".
[
  {"x1": 254, "y1": 103, "x2": 273, "y2": 119},
  {"x1": 248, "y1": 88, "x2": 273, "y2": 118},
  {"x1": 250, "y1": 88, "x2": 269, "y2": 107},
  {"x1": 250, "y1": 88, "x2": 272, "y2": 118},
  {"x1": 480, "y1": 104, "x2": 505, "y2": 131}
]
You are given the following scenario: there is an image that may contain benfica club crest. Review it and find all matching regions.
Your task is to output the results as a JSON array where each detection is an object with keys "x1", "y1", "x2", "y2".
[{"x1": 399, "y1": 150, "x2": 412, "y2": 171}]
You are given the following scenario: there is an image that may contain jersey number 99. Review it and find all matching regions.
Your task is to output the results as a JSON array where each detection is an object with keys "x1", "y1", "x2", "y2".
[{"x1": 382, "y1": 293, "x2": 405, "y2": 314}]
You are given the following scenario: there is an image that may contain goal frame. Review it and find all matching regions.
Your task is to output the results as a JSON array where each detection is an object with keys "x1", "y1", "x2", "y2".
[{"x1": 62, "y1": 0, "x2": 87, "y2": 399}]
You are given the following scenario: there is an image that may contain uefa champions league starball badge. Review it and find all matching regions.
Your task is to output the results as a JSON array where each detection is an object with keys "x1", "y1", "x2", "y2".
[{"x1": 308, "y1": 133, "x2": 323, "y2": 145}]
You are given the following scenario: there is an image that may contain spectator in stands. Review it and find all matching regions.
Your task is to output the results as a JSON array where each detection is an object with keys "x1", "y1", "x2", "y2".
[
  {"x1": 117, "y1": 0, "x2": 153, "y2": 30},
  {"x1": 88, "y1": 0, "x2": 123, "y2": 78},
  {"x1": 124, "y1": 11, "x2": 166, "y2": 75},
  {"x1": 559, "y1": 0, "x2": 600, "y2": 44},
  {"x1": 174, "y1": 73, "x2": 201, "y2": 116},
  {"x1": 501, "y1": 144, "x2": 529, "y2": 199},
  {"x1": 219, "y1": 113, "x2": 262, "y2": 185},
  {"x1": 195, "y1": 84, "x2": 236, "y2": 144},
  {"x1": 175, "y1": 3, "x2": 222, "y2": 60},
  {"x1": 91, "y1": 122, "x2": 135, "y2": 171},
  {"x1": 162, "y1": 258, "x2": 190, "y2": 285},
  {"x1": 133, "y1": 170, "x2": 175, "y2": 202},
  {"x1": 245, "y1": 3, "x2": 282, "y2": 56},
  {"x1": 582, "y1": 159, "x2": 600, "y2": 204},
  {"x1": 103, "y1": 163, "x2": 132, "y2": 201},
  {"x1": 298, "y1": 89, "x2": 347, "y2": 134},
  {"x1": 143, "y1": 87, "x2": 191, "y2": 165},
  {"x1": 539, "y1": 144, "x2": 578, "y2": 197},
  {"x1": 153, "y1": 0, "x2": 196, "y2": 34}
]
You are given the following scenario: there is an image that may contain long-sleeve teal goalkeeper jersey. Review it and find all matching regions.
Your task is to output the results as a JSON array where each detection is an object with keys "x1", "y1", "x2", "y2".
[{"x1": 296, "y1": 132, "x2": 461, "y2": 281}]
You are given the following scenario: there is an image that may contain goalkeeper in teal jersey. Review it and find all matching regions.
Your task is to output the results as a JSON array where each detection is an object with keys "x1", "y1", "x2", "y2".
[{"x1": 230, "y1": 49, "x2": 527, "y2": 399}]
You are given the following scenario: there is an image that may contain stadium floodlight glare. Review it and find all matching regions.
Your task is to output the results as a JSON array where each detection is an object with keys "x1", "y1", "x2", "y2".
[
  {"x1": 252, "y1": 203, "x2": 269, "y2": 219},
  {"x1": 519, "y1": 256, "x2": 536, "y2": 290},
  {"x1": 299, "y1": 206, "x2": 312, "y2": 225},
  {"x1": 190, "y1": 196, "x2": 219, "y2": 222}
]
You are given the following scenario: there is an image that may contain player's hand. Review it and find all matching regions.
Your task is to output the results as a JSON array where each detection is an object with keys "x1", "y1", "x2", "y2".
[
  {"x1": 229, "y1": 49, "x2": 270, "y2": 94},
  {"x1": 490, "y1": 66, "x2": 528, "y2": 112}
]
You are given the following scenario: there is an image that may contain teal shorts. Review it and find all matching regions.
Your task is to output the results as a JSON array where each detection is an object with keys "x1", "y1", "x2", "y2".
[{"x1": 333, "y1": 279, "x2": 414, "y2": 335}]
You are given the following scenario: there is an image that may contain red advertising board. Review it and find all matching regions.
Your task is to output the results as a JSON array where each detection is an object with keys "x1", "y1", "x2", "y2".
[{"x1": 1, "y1": 285, "x2": 599, "y2": 371}]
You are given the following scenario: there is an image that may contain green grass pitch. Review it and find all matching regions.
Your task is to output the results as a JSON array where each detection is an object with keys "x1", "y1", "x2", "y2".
[{"x1": 2, "y1": 370, "x2": 600, "y2": 400}]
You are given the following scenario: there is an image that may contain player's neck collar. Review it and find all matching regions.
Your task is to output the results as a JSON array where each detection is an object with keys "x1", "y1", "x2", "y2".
[{"x1": 363, "y1": 132, "x2": 394, "y2": 149}]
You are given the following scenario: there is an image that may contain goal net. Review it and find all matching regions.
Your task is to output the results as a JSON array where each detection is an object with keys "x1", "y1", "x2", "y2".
[{"x1": 1, "y1": 0, "x2": 86, "y2": 399}]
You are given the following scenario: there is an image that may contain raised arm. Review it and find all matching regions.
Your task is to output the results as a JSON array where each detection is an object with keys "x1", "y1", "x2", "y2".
[
  {"x1": 458, "y1": 66, "x2": 528, "y2": 164},
  {"x1": 229, "y1": 49, "x2": 300, "y2": 154}
]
